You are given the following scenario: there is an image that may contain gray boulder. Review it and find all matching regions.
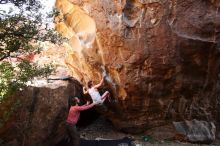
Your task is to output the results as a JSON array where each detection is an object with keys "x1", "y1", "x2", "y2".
[{"x1": 173, "y1": 119, "x2": 216, "y2": 143}]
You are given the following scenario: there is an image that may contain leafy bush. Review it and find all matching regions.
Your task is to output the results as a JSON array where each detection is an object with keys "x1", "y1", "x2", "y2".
[{"x1": 0, "y1": 1, "x2": 63, "y2": 101}]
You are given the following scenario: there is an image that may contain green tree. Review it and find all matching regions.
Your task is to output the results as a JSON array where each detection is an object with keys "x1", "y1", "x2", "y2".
[{"x1": 0, "y1": 0, "x2": 62, "y2": 101}]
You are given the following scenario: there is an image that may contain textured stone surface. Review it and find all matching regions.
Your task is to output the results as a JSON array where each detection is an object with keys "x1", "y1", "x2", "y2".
[
  {"x1": 173, "y1": 120, "x2": 216, "y2": 143},
  {"x1": 1, "y1": 1, "x2": 220, "y2": 145},
  {"x1": 0, "y1": 79, "x2": 84, "y2": 146},
  {"x1": 55, "y1": 0, "x2": 220, "y2": 133}
]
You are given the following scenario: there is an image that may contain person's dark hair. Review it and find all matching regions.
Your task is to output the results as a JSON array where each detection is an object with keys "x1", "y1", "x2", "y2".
[
  {"x1": 87, "y1": 81, "x2": 93, "y2": 88},
  {"x1": 72, "y1": 97, "x2": 79, "y2": 106}
]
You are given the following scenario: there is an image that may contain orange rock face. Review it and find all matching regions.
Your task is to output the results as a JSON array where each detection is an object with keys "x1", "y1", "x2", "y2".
[{"x1": 56, "y1": 0, "x2": 220, "y2": 133}]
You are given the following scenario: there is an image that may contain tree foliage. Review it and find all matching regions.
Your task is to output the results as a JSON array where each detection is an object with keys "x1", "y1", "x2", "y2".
[
  {"x1": 0, "y1": 0, "x2": 36, "y2": 6},
  {"x1": 0, "y1": 0, "x2": 62, "y2": 101}
]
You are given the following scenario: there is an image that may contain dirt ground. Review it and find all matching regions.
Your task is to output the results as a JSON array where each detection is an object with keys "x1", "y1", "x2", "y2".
[{"x1": 79, "y1": 116, "x2": 218, "y2": 146}]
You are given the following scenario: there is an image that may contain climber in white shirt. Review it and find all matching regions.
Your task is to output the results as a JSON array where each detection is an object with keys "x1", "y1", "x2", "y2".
[{"x1": 83, "y1": 76, "x2": 111, "y2": 105}]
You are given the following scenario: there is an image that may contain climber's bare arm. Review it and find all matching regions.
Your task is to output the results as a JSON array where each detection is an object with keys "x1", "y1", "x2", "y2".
[
  {"x1": 83, "y1": 87, "x2": 88, "y2": 94},
  {"x1": 93, "y1": 76, "x2": 104, "y2": 89}
]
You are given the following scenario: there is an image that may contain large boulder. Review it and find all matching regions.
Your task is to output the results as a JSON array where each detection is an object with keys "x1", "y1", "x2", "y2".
[
  {"x1": 55, "y1": 0, "x2": 220, "y2": 134},
  {"x1": 0, "y1": 79, "x2": 84, "y2": 146},
  {"x1": 173, "y1": 119, "x2": 216, "y2": 143},
  {"x1": 1, "y1": 1, "x2": 220, "y2": 145}
]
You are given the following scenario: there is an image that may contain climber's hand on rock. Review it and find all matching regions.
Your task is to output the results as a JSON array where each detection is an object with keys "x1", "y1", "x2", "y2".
[
  {"x1": 103, "y1": 75, "x2": 107, "y2": 80},
  {"x1": 86, "y1": 101, "x2": 90, "y2": 105}
]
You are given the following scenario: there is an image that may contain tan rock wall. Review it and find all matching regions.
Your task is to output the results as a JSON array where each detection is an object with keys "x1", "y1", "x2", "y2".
[{"x1": 56, "y1": 0, "x2": 220, "y2": 133}]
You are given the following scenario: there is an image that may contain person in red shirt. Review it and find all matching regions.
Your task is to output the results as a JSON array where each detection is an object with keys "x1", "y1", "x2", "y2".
[{"x1": 66, "y1": 97, "x2": 96, "y2": 146}]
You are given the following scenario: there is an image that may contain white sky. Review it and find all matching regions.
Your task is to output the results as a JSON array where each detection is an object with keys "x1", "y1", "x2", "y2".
[
  {"x1": 41, "y1": 0, "x2": 56, "y2": 14},
  {"x1": 0, "y1": 0, "x2": 56, "y2": 16},
  {"x1": 0, "y1": 0, "x2": 56, "y2": 27}
]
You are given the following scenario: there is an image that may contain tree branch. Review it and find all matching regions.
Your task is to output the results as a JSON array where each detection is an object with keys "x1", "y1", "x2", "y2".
[{"x1": 0, "y1": 53, "x2": 10, "y2": 61}]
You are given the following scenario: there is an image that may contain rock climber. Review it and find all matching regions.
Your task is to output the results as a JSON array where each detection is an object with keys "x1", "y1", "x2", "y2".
[
  {"x1": 83, "y1": 76, "x2": 111, "y2": 105},
  {"x1": 66, "y1": 97, "x2": 96, "y2": 146}
]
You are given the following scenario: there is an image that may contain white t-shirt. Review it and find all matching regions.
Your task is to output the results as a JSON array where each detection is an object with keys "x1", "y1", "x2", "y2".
[{"x1": 88, "y1": 87, "x2": 104, "y2": 104}]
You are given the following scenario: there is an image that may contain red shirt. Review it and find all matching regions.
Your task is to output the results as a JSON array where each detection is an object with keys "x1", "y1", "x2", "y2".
[{"x1": 66, "y1": 103, "x2": 95, "y2": 124}]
